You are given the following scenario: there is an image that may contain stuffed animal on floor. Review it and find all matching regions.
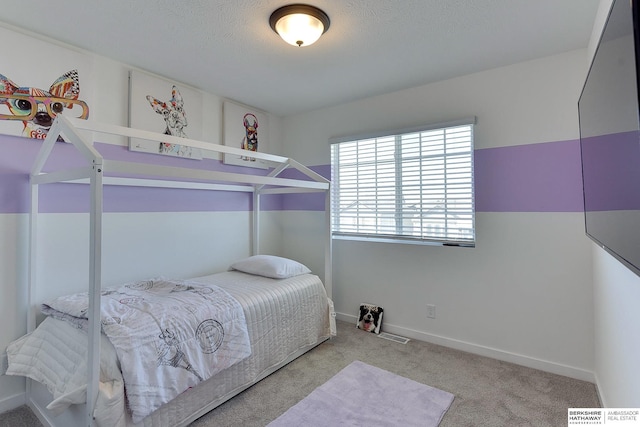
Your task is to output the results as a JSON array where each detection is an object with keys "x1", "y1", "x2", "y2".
[{"x1": 357, "y1": 303, "x2": 383, "y2": 334}]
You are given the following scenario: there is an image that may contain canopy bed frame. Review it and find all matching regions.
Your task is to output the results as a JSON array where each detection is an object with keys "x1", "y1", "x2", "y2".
[{"x1": 26, "y1": 116, "x2": 332, "y2": 426}]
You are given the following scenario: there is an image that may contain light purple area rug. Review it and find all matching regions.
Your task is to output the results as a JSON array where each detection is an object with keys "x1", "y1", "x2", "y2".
[{"x1": 267, "y1": 360, "x2": 454, "y2": 427}]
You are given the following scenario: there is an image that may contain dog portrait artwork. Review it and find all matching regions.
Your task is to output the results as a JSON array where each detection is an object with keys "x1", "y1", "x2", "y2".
[
  {"x1": 222, "y1": 101, "x2": 267, "y2": 168},
  {"x1": 240, "y1": 112, "x2": 258, "y2": 161},
  {"x1": 0, "y1": 69, "x2": 89, "y2": 141},
  {"x1": 146, "y1": 85, "x2": 194, "y2": 157},
  {"x1": 128, "y1": 70, "x2": 203, "y2": 159},
  {"x1": 357, "y1": 303, "x2": 384, "y2": 334}
]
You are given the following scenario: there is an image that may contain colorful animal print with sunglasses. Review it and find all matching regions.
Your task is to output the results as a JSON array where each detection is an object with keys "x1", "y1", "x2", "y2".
[{"x1": 0, "y1": 69, "x2": 89, "y2": 141}]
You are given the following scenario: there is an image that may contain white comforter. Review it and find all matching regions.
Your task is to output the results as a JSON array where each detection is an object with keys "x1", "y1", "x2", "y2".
[{"x1": 38, "y1": 278, "x2": 251, "y2": 423}]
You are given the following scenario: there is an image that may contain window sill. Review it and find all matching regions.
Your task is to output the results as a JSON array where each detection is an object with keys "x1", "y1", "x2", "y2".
[{"x1": 331, "y1": 234, "x2": 475, "y2": 248}]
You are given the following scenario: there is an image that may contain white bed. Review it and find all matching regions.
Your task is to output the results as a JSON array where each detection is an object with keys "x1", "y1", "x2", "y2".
[
  {"x1": 14, "y1": 117, "x2": 334, "y2": 426},
  {"x1": 8, "y1": 269, "x2": 335, "y2": 426}
]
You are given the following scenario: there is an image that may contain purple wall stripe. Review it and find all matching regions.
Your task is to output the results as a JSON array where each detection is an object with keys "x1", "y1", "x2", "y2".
[
  {"x1": 1, "y1": 134, "x2": 585, "y2": 214},
  {"x1": 474, "y1": 139, "x2": 584, "y2": 212},
  {"x1": 1, "y1": 135, "x2": 43, "y2": 213},
  {"x1": 0, "y1": 134, "x2": 281, "y2": 213},
  {"x1": 279, "y1": 141, "x2": 586, "y2": 213},
  {"x1": 279, "y1": 165, "x2": 330, "y2": 211}
]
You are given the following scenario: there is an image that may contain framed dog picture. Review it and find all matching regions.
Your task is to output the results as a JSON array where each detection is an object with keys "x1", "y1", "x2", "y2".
[
  {"x1": 0, "y1": 26, "x2": 93, "y2": 141},
  {"x1": 128, "y1": 70, "x2": 203, "y2": 159},
  {"x1": 222, "y1": 100, "x2": 268, "y2": 169},
  {"x1": 357, "y1": 303, "x2": 384, "y2": 334}
]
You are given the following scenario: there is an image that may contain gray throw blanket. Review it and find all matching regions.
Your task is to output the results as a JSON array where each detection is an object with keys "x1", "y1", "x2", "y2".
[{"x1": 41, "y1": 278, "x2": 251, "y2": 423}]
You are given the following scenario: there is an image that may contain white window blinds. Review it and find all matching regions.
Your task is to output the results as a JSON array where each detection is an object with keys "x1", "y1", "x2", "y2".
[{"x1": 330, "y1": 119, "x2": 475, "y2": 246}]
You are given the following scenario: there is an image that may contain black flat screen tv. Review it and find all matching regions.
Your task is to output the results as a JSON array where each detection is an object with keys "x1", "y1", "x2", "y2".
[{"x1": 579, "y1": 0, "x2": 640, "y2": 276}]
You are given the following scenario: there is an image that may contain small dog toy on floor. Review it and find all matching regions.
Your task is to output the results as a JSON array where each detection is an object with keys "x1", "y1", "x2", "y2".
[{"x1": 357, "y1": 303, "x2": 384, "y2": 334}]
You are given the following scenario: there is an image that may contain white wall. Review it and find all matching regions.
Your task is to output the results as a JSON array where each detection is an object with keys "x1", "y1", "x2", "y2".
[
  {"x1": 32, "y1": 212, "x2": 273, "y2": 302},
  {"x1": 281, "y1": 50, "x2": 596, "y2": 381},
  {"x1": 589, "y1": 0, "x2": 640, "y2": 408},
  {"x1": 593, "y1": 247, "x2": 640, "y2": 406}
]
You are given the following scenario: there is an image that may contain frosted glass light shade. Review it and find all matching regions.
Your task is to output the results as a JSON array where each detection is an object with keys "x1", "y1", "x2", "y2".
[
  {"x1": 275, "y1": 13, "x2": 324, "y2": 47},
  {"x1": 269, "y1": 4, "x2": 330, "y2": 47}
]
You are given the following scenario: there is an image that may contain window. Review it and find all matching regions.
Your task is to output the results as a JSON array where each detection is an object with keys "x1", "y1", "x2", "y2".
[{"x1": 330, "y1": 118, "x2": 475, "y2": 246}]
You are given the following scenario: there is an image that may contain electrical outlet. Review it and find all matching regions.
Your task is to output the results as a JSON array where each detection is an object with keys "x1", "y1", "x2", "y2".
[
  {"x1": 1, "y1": 353, "x2": 8, "y2": 375},
  {"x1": 426, "y1": 304, "x2": 436, "y2": 319}
]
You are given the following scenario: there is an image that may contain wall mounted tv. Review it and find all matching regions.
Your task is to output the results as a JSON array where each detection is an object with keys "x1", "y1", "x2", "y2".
[{"x1": 579, "y1": 0, "x2": 640, "y2": 277}]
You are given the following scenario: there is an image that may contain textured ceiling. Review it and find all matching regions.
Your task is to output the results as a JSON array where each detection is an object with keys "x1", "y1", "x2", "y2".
[{"x1": 0, "y1": 0, "x2": 600, "y2": 116}]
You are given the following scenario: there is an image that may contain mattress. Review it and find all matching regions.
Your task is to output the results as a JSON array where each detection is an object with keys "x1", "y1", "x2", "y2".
[{"x1": 7, "y1": 271, "x2": 334, "y2": 427}]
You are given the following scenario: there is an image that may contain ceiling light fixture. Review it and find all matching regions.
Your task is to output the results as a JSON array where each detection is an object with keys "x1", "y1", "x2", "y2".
[{"x1": 269, "y1": 4, "x2": 330, "y2": 47}]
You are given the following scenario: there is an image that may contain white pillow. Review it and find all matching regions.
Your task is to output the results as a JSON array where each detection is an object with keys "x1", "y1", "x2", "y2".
[{"x1": 230, "y1": 255, "x2": 311, "y2": 279}]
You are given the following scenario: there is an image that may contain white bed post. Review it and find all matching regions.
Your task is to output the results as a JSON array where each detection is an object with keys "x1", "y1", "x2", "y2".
[
  {"x1": 324, "y1": 186, "x2": 332, "y2": 299},
  {"x1": 28, "y1": 184, "x2": 39, "y2": 334},
  {"x1": 252, "y1": 190, "x2": 260, "y2": 256},
  {"x1": 26, "y1": 176, "x2": 39, "y2": 406},
  {"x1": 86, "y1": 158, "x2": 103, "y2": 426}
]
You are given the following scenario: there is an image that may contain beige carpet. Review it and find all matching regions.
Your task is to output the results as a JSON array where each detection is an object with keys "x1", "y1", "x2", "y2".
[{"x1": 0, "y1": 319, "x2": 599, "y2": 426}]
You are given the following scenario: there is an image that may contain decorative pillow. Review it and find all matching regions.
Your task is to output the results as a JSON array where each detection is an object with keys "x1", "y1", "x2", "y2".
[{"x1": 230, "y1": 255, "x2": 311, "y2": 279}]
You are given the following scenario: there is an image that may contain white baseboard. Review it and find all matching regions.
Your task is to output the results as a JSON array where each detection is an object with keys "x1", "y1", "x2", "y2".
[
  {"x1": 0, "y1": 392, "x2": 26, "y2": 415},
  {"x1": 338, "y1": 312, "x2": 596, "y2": 383},
  {"x1": 593, "y1": 372, "x2": 607, "y2": 407}
]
